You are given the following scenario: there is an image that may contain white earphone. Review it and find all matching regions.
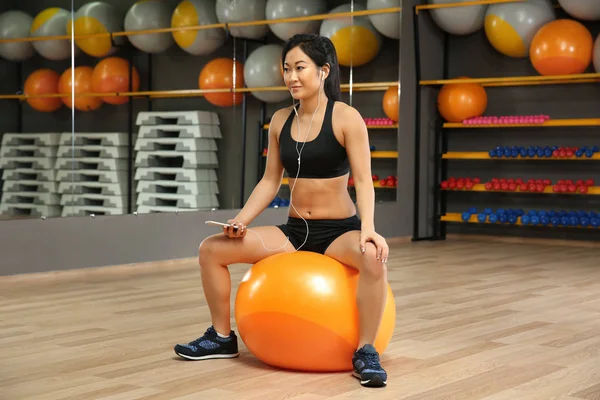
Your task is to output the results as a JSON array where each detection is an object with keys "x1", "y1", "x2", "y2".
[{"x1": 248, "y1": 67, "x2": 325, "y2": 252}]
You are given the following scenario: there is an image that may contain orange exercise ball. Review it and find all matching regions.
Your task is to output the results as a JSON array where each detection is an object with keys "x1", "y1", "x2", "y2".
[
  {"x1": 58, "y1": 66, "x2": 103, "y2": 112},
  {"x1": 529, "y1": 19, "x2": 593, "y2": 76},
  {"x1": 235, "y1": 251, "x2": 396, "y2": 372},
  {"x1": 382, "y1": 86, "x2": 399, "y2": 122},
  {"x1": 23, "y1": 69, "x2": 63, "y2": 112},
  {"x1": 437, "y1": 78, "x2": 487, "y2": 122},
  {"x1": 199, "y1": 58, "x2": 244, "y2": 107},
  {"x1": 91, "y1": 57, "x2": 140, "y2": 105}
]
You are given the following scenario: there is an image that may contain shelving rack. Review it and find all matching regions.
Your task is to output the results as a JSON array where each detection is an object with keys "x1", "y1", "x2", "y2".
[
  {"x1": 0, "y1": 5, "x2": 401, "y2": 214},
  {"x1": 412, "y1": 0, "x2": 600, "y2": 241}
]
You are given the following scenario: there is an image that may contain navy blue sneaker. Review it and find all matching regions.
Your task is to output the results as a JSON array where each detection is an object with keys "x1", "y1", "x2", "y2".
[
  {"x1": 174, "y1": 326, "x2": 239, "y2": 360},
  {"x1": 352, "y1": 344, "x2": 387, "y2": 387}
]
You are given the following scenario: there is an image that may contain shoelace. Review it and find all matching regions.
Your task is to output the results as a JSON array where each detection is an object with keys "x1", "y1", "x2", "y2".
[
  {"x1": 188, "y1": 327, "x2": 216, "y2": 346},
  {"x1": 361, "y1": 351, "x2": 383, "y2": 369}
]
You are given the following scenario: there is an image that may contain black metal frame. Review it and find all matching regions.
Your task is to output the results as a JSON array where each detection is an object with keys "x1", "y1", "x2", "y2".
[{"x1": 411, "y1": 5, "x2": 448, "y2": 242}]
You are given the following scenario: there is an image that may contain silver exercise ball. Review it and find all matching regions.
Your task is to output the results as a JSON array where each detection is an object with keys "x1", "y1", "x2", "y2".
[
  {"x1": 244, "y1": 44, "x2": 288, "y2": 103},
  {"x1": 125, "y1": 0, "x2": 174, "y2": 53},
  {"x1": 557, "y1": 0, "x2": 600, "y2": 21},
  {"x1": 266, "y1": 0, "x2": 328, "y2": 42},
  {"x1": 31, "y1": 8, "x2": 74, "y2": 61},
  {"x1": 216, "y1": 0, "x2": 269, "y2": 40},
  {"x1": 0, "y1": 11, "x2": 35, "y2": 62},
  {"x1": 367, "y1": 0, "x2": 401, "y2": 39},
  {"x1": 429, "y1": 0, "x2": 487, "y2": 35}
]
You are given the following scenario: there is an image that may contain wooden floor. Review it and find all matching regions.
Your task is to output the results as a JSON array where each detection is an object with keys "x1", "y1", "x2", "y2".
[{"x1": 2, "y1": 237, "x2": 600, "y2": 399}]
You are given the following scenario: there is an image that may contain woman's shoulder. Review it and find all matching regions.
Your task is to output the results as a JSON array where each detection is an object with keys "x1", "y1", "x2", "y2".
[
  {"x1": 268, "y1": 105, "x2": 295, "y2": 134},
  {"x1": 332, "y1": 101, "x2": 364, "y2": 124}
]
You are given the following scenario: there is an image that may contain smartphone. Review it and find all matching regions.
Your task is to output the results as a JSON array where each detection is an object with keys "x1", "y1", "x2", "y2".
[{"x1": 205, "y1": 220, "x2": 231, "y2": 228}]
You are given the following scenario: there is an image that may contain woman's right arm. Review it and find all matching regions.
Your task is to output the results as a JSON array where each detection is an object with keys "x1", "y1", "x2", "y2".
[{"x1": 229, "y1": 108, "x2": 288, "y2": 229}]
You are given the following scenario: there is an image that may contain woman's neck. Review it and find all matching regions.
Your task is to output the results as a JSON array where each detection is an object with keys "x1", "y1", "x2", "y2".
[{"x1": 298, "y1": 91, "x2": 328, "y2": 115}]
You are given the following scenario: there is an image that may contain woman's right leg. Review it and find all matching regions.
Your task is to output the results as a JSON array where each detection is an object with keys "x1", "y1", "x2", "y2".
[
  {"x1": 174, "y1": 225, "x2": 294, "y2": 360},
  {"x1": 199, "y1": 225, "x2": 294, "y2": 335}
]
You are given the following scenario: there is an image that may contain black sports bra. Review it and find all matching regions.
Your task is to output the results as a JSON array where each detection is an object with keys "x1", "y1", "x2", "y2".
[{"x1": 279, "y1": 100, "x2": 349, "y2": 179}]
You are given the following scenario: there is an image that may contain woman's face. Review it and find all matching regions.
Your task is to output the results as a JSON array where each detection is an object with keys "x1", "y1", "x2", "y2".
[{"x1": 283, "y1": 47, "x2": 322, "y2": 100}]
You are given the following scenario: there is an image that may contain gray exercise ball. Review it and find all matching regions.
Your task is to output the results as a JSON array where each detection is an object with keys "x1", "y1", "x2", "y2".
[
  {"x1": 367, "y1": 0, "x2": 401, "y2": 39},
  {"x1": 429, "y1": 0, "x2": 487, "y2": 35},
  {"x1": 244, "y1": 44, "x2": 289, "y2": 103},
  {"x1": 266, "y1": 0, "x2": 328, "y2": 42},
  {"x1": 557, "y1": 0, "x2": 600, "y2": 21},
  {"x1": 125, "y1": 0, "x2": 174, "y2": 53},
  {"x1": 0, "y1": 11, "x2": 35, "y2": 62},
  {"x1": 216, "y1": 0, "x2": 269, "y2": 40}
]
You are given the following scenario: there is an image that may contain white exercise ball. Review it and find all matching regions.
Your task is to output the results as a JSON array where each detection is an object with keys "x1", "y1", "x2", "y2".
[
  {"x1": 244, "y1": 44, "x2": 288, "y2": 103},
  {"x1": 429, "y1": 0, "x2": 487, "y2": 35},
  {"x1": 0, "y1": 10, "x2": 35, "y2": 62},
  {"x1": 557, "y1": 0, "x2": 600, "y2": 21},
  {"x1": 125, "y1": 0, "x2": 175, "y2": 53},
  {"x1": 266, "y1": 0, "x2": 328, "y2": 42},
  {"x1": 216, "y1": 0, "x2": 269, "y2": 40},
  {"x1": 367, "y1": 0, "x2": 401, "y2": 39}
]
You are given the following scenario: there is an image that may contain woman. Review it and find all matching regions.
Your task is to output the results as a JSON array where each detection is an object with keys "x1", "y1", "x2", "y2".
[{"x1": 174, "y1": 33, "x2": 390, "y2": 388}]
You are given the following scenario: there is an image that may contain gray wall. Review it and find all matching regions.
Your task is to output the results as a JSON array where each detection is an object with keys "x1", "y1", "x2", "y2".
[
  {"x1": 410, "y1": 0, "x2": 600, "y2": 241},
  {"x1": 0, "y1": 0, "x2": 407, "y2": 276}
]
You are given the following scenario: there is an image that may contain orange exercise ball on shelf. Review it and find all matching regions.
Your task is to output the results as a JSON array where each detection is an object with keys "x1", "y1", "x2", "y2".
[
  {"x1": 91, "y1": 57, "x2": 140, "y2": 105},
  {"x1": 382, "y1": 86, "x2": 399, "y2": 122},
  {"x1": 199, "y1": 57, "x2": 244, "y2": 107},
  {"x1": 235, "y1": 251, "x2": 396, "y2": 372},
  {"x1": 529, "y1": 19, "x2": 593, "y2": 76},
  {"x1": 437, "y1": 77, "x2": 487, "y2": 123},
  {"x1": 23, "y1": 69, "x2": 63, "y2": 112},
  {"x1": 58, "y1": 66, "x2": 103, "y2": 112}
]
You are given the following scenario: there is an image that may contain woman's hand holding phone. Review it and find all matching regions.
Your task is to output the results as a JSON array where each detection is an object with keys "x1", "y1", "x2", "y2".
[{"x1": 224, "y1": 219, "x2": 247, "y2": 239}]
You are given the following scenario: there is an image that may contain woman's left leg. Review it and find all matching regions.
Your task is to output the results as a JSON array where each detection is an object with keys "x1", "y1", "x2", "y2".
[{"x1": 324, "y1": 230, "x2": 388, "y2": 387}]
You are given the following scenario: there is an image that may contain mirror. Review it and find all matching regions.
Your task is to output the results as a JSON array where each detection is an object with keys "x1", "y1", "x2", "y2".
[{"x1": 0, "y1": 0, "x2": 400, "y2": 221}]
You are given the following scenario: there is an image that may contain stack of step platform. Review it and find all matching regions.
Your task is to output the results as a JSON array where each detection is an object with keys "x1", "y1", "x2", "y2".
[
  {"x1": 0, "y1": 133, "x2": 61, "y2": 218},
  {"x1": 134, "y1": 110, "x2": 221, "y2": 214},
  {"x1": 56, "y1": 132, "x2": 133, "y2": 217}
]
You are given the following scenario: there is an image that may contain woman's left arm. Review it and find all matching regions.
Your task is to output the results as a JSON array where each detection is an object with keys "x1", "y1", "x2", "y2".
[{"x1": 342, "y1": 105, "x2": 389, "y2": 263}]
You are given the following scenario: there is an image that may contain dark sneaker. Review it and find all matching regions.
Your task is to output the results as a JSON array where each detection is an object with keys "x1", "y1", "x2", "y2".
[
  {"x1": 352, "y1": 344, "x2": 387, "y2": 387},
  {"x1": 174, "y1": 326, "x2": 239, "y2": 360}
]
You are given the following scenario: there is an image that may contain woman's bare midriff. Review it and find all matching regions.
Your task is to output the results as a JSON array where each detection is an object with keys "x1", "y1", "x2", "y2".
[{"x1": 285, "y1": 175, "x2": 357, "y2": 220}]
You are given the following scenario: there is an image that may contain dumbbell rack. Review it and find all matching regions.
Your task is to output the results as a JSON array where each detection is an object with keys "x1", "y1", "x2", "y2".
[{"x1": 431, "y1": 117, "x2": 600, "y2": 239}]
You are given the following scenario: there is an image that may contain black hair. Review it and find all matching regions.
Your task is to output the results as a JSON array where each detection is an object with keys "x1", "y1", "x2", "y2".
[{"x1": 281, "y1": 33, "x2": 342, "y2": 102}]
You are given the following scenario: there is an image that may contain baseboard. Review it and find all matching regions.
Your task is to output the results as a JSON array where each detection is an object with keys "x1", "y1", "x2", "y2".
[
  {"x1": 0, "y1": 257, "x2": 197, "y2": 285},
  {"x1": 0, "y1": 236, "x2": 412, "y2": 284},
  {"x1": 446, "y1": 233, "x2": 600, "y2": 248}
]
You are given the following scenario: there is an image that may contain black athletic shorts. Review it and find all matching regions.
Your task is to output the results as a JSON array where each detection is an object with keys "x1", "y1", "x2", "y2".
[{"x1": 276, "y1": 214, "x2": 362, "y2": 254}]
